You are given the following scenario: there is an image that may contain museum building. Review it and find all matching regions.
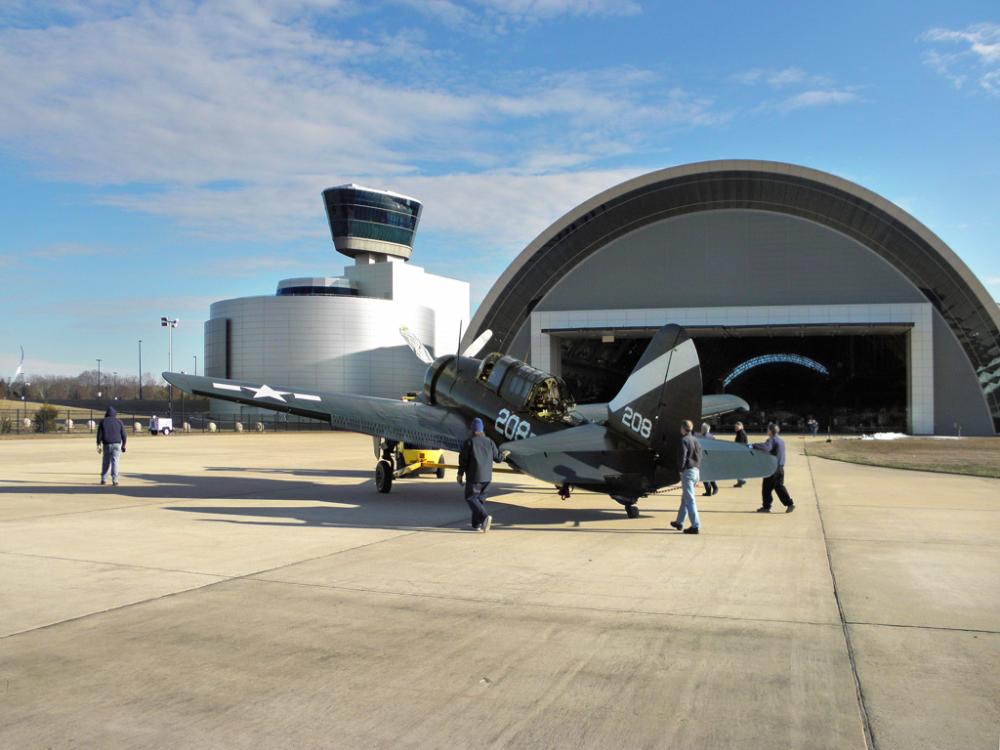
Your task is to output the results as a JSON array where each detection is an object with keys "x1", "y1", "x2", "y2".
[
  {"x1": 204, "y1": 185, "x2": 469, "y2": 416},
  {"x1": 465, "y1": 161, "x2": 1000, "y2": 435}
]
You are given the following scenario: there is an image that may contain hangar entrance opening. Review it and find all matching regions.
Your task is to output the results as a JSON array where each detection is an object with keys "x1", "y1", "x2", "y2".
[{"x1": 555, "y1": 324, "x2": 910, "y2": 433}]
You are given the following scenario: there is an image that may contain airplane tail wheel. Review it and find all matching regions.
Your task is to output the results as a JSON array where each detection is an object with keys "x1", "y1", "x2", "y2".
[
  {"x1": 375, "y1": 459, "x2": 393, "y2": 493},
  {"x1": 625, "y1": 504, "x2": 640, "y2": 519},
  {"x1": 436, "y1": 456, "x2": 446, "y2": 479}
]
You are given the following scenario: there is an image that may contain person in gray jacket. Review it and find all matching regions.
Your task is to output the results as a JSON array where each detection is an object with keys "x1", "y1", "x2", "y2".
[
  {"x1": 671, "y1": 420, "x2": 702, "y2": 534},
  {"x1": 96, "y1": 406, "x2": 127, "y2": 486},
  {"x1": 457, "y1": 417, "x2": 502, "y2": 532}
]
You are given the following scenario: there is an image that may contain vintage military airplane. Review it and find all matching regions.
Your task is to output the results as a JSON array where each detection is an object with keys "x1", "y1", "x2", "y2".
[{"x1": 164, "y1": 323, "x2": 776, "y2": 517}]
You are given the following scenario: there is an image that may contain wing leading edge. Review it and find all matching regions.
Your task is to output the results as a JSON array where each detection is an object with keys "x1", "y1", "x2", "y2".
[{"x1": 162, "y1": 372, "x2": 470, "y2": 451}]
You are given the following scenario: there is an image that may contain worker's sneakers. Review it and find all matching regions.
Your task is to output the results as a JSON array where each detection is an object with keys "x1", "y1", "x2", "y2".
[
  {"x1": 670, "y1": 521, "x2": 683, "y2": 531},
  {"x1": 756, "y1": 507, "x2": 771, "y2": 513},
  {"x1": 482, "y1": 515, "x2": 492, "y2": 533},
  {"x1": 100, "y1": 480, "x2": 106, "y2": 485},
  {"x1": 683, "y1": 527, "x2": 700, "y2": 534},
  {"x1": 785, "y1": 504, "x2": 795, "y2": 513}
]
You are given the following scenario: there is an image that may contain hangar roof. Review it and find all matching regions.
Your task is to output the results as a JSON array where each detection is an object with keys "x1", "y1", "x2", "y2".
[{"x1": 467, "y1": 160, "x2": 1000, "y2": 423}]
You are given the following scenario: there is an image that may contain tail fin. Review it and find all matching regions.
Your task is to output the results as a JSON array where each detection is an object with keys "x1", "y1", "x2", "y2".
[{"x1": 606, "y1": 324, "x2": 702, "y2": 454}]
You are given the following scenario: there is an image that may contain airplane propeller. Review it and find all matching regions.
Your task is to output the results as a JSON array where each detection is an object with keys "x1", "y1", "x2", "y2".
[
  {"x1": 399, "y1": 326, "x2": 494, "y2": 364},
  {"x1": 462, "y1": 329, "x2": 493, "y2": 358},
  {"x1": 399, "y1": 326, "x2": 434, "y2": 365}
]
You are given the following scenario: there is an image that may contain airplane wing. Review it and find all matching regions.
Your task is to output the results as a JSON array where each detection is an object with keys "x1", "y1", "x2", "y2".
[
  {"x1": 162, "y1": 372, "x2": 470, "y2": 451},
  {"x1": 571, "y1": 394, "x2": 749, "y2": 425},
  {"x1": 700, "y1": 394, "x2": 750, "y2": 419}
]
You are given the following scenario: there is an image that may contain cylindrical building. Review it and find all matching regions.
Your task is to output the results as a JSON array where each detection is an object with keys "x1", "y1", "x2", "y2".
[{"x1": 204, "y1": 186, "x2": 468, "y2": 418}]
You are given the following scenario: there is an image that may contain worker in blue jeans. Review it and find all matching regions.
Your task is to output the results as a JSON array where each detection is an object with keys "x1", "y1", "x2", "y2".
[
  {"x1": 96, "y1": 406, "x2": 127, "y2": 486},
  {"x1": 671, "y1": 420, "x2": 703, "y2": 534}
]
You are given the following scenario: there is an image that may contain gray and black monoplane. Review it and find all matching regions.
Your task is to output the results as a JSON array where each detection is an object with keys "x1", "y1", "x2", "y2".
[{"x1": 164, "y1": 323, "x2": 776, "y2": 517}]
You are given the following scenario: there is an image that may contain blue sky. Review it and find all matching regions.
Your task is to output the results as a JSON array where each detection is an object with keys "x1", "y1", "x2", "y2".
[{"x1": 1, "y1": 0, "x2": 998, "y2": 380}]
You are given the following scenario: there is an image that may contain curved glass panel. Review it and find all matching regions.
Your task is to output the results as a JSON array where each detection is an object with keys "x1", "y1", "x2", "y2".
[
  {"x1": 723, "y1": 354, "x2": 830, "y2": 389},
  {"x1": 276, "y1": 286, "x2": 359, "y2": 297}
]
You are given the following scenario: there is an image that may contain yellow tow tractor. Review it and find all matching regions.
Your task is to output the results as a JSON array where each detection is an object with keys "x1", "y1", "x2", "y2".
[
  {"x1": 371, "y1": 392, "x2": 448, "y2": 493},
  {"x1": 372, "y1": 436, "x2": 448, "y2": 492}
]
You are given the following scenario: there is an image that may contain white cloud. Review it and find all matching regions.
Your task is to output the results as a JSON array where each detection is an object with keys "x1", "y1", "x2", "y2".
[
  {"x1": 921, "y1": 22, "x2": 1000, "y2": 96},
  {"x1": 778, "y1": 89, "x2": 859, "y2": 111},
  {"x1": 0, "y1": 2, "x2": 721, "y2": 244},
  {"x1": 395, "y1": 0, "x2": 640, "y2": 32}
]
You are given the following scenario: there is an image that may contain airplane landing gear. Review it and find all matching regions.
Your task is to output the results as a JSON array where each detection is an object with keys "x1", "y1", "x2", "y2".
[
  {"x1": 375, "y1": 459, "x2": 393, "y2": 493},
  {"x1": 557, "y1": 483, "x2": 572, "y2": 500},
  {"x1": 625, "y1": 504, "x2": 640, "y2": 519}
]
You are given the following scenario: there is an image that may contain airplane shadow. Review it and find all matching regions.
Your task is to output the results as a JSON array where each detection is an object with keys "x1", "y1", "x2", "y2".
[
  {"x1": 205, "y1": 466, "x2": 373, "y2": 479},
  {"x1": 0, "y1": 473, "x2": 754, "y2": 533}
]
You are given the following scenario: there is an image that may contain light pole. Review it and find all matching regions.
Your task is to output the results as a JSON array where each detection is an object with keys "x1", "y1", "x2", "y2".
[
  {"x1": 96, "y1": 358, "x2": 102, "y2": 399},
  {"x1": 193, "y1": 355, "x2": 197, "y2": 377},
  {"x1": 113, "y1": 372, "x2": 118, "y2": 401},
  {"x1": 138, "y1": 339, "x2": 143, "y2": 400},
  {"x1": 161, "y1": 317, "x2": 179, "y2": 417}
]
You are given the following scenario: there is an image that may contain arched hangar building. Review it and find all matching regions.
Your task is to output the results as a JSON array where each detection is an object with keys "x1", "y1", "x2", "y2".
[{"x1": 466, "y1": 161, "x2": 1000, "y2": 436}]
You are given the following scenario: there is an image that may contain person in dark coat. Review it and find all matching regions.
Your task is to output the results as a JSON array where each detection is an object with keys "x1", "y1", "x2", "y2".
[
  {"x1": 733, "y1": 421, "x2": 748, "y2": 487},
  {"x1": 457, "y1": 417, "x2": 502, "y2": 532},
  {"x1": 699, "y1": 422, "x2": 718, "y2": 496},
  {"x1": 96, "y1": 406, "x2": 127, "y2": 486},
  {"x1": 752, "y1": 423, "x2": 795, "y2": 513}
]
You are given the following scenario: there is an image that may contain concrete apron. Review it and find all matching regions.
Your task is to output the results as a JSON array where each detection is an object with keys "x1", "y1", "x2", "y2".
[{"x1": 0, "y1": 432, "x2": 997, "y2": 749}]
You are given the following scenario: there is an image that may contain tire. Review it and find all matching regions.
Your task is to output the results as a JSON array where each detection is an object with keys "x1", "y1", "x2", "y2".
[
  {"x1": 162, "y1": 428, "x2": 171, "y2": 436},
  {"x1": 375, "y1": 459, "x2": 393, "y2": 493},
  {"x1": 436, "y1": 456, "x2": 446, "y2": 479},
  {"x1": 625, "y1": 504, "x2": 640, "y2": 519}
]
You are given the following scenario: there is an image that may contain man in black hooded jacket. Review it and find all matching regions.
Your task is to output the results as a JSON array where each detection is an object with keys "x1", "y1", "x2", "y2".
[{"x1": 97, "y1": 407, "x2": 127, "y2": 485}]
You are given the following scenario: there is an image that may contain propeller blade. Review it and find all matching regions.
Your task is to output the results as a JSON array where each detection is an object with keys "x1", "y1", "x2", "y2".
[
  {"x1": 11, "y1": 345, "x2": 24, "y2": 382},
  {"x1": 399, "y1": 326, "x2": 434, "y2": 364},
  {"x1": 462, "y1": 329, "x2": 493, "y2": 358}
]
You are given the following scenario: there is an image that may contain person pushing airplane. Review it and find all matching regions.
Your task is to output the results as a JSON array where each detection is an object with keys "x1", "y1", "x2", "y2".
[{"x1": 457, "y1": 417, "x2": 503, "y2": 532}]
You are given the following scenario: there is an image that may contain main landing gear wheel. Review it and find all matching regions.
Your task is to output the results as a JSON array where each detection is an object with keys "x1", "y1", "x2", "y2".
[
  {"x1": 625, "y1": 504, "x2": 640, "y2": 519},
  {"x1": 375, "y1": 459, "x2": 393, "y2": 493}
]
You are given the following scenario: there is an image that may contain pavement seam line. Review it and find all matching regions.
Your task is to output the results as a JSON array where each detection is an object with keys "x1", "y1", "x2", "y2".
[
  {"x1": 0, "y1": 549, "x2": 227, "y2": 578},
  {"x1": 808, "y1": 451, "x2": 878, "y2": 750},
  {"x1": 242, "y1": 574, "x2": 845, "y2": 629},
  {"x1": 844, "y1": 620, "x2": 1000, "y2": 636},
  {"x1": 0, "y1": 517, "x2": 469, "y2": 641}
]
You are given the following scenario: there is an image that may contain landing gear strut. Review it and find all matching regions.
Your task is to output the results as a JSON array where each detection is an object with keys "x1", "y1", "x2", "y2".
[{"x1": 557, "y1": 483, "x2": 572, "y2": 500}]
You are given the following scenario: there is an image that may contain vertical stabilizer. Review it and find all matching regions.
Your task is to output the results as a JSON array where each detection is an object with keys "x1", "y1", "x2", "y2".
[{"x1": 606, "y1": 325, "x2": 702, "y2": 457}]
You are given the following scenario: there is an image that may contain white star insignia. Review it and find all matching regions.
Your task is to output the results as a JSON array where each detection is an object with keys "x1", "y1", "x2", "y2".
[{"x1": 246, "y1": 384, "x2": 291, "y2": 402}]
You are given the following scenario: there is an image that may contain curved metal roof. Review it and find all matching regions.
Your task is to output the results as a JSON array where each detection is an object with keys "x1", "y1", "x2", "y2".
[{"x1": 467, "y1": 160, "x2": 1000, "y2": 423}]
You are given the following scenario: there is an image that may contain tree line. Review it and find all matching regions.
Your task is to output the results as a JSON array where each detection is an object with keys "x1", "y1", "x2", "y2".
[{"x1": 0, "y1": 369, "x2": 173, "y2": 403}]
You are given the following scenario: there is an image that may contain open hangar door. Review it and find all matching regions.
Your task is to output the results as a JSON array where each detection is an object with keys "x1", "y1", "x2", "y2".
[{"x1": 555, "y1": 323, "x2": 911, "y2": 434}]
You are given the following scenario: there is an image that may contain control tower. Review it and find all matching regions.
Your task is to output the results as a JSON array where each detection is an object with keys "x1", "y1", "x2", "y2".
[
  {"x1": 322, "y1": 184, "x2": 422, "y2": 263},
  {"x1": 204, "y1": 184, "x2": 468, "y2": 418}
]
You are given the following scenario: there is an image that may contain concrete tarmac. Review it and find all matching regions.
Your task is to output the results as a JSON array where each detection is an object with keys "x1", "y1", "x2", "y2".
[{"x1": 0, "y1": 431, "x2": 997, "y2": 749}]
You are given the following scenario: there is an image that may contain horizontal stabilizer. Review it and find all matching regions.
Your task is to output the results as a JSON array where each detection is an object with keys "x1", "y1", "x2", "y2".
[{"x1": 698, "y1": 437, "x2": 777, "y2": 481}]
